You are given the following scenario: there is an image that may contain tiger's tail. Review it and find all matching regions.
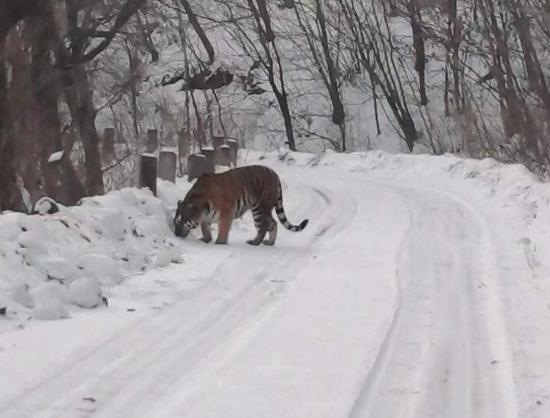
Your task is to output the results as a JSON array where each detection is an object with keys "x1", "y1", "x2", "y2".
[{"x1": 275, "y1": 183, "x2": 309, "y2": 231}]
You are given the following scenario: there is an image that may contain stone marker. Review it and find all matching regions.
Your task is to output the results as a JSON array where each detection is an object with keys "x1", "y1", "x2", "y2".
[
  {"x1": 216, "y1": 144, "x2": 232, "y2": 167},
  {"x1": 139, "y1": 153, "x2": 158, "y2": 195},
  {"x1": 212, "y1": 136, "x2": 225, "y2": 150},
  {"x1": 178, "y1": 130, "x2": 190, "y2": 158},
  {"x1": 226, "y1": 139, "x2": 238, "y2": 167},
  {"x1": 200, "y1": 147, "x2": 216, "y2": 174},
  {"x1": 158, "y1": 150, "x2": 177, "y2": 182},
  {"x1": 187, "y1": 153, "x2": 207, "y2": 182}
]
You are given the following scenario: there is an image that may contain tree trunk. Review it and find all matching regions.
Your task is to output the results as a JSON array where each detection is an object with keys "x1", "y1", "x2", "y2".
[
  {"x1": 28, "y1": 2, "x2": 85, "y2": 205},
  {"x1": 314, "y1": 0, "x2": 346, "y2": 150},
  {"x1": 274, "y1": 91, "x2": 297, "y2": 151},
  {"x1": 409, "y1": 1, "x2": 428, "y2": 105},
  {"x1": 271, "y1": 45, "x2": 296, "y2": 151},
  {"x1": 126, "y1": 44, "x2": 141, "y2": 138},
  {"x1": 449, "y1": 0, "x2": 462, "y2": 113},
  {"x1": 0, "y1": 36, "x2": 23, "y2": 211},
  {"x1": 63, "y1": 64, "x2": 105, "y2": 196},
  {"x1": 339, "y1": 121, "x2": 347, "y2": 152},
  {"x1": 0, "y1": 0, "x2": 44, "y2": 39}
]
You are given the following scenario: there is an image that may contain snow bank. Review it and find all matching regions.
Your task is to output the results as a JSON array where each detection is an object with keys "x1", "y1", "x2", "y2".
[{"x1": 0, "y1": 180, "x2": 191, "y2": 322}]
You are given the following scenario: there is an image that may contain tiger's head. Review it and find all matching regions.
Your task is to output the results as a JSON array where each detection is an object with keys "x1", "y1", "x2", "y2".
[{"x1": 173, "y1": 198, "x2": 209, "y2": 238}]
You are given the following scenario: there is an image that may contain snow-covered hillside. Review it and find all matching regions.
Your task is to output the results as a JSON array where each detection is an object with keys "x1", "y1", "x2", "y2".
[{"x1": 1, "y1": 150, "x2": 549, "y2": 418}]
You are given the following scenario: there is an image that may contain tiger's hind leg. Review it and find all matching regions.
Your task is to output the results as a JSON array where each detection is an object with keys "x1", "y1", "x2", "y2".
[
  {"x1": 247, "y1": 210, "x2": 272, "y2": 246},
  {"x1": 200, "y1": 222, "x2": 212, "y2": 243},
  {"x1": 263, "y1": 216, "x2": 277, "y2": 246}
]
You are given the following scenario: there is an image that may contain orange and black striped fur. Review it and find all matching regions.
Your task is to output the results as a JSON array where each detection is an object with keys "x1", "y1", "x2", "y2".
[{"x1": 174, "y1": 165, "x2": 308, "y2": 245}]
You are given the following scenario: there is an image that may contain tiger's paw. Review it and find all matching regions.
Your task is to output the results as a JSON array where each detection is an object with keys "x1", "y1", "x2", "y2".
[
  {"x1": 200, "y1": 236, "x2": 212, "y2": 243},
  {"x1": 246, "y1": 239, "x2": 262, "y2": 246},
  {"x1": 215, "y1": 239, "x2": 227, "y2": 245},
  {"x1": 262, "y1": 240, "x2": 275, "y2": 246}
]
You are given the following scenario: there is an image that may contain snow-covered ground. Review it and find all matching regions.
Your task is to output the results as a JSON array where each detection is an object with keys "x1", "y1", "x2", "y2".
[{"x1": 1, "y1": 150, "x2": 549, "y2": 418}]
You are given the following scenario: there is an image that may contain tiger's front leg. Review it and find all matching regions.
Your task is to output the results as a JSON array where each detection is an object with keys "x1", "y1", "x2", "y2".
[
  {"x1": 215, "y1": 212, "x2": 233, "y2": 244},
  {"x1": 200, "y1": 222, "x2": 212, "y2": 243}
]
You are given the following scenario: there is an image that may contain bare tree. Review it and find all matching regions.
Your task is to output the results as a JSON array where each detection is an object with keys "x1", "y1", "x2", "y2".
[
  {"x1": 0, "y1": 0, "x2": 48, "y2": 210},
  {"x1": 220, "y1": 0, "x2": 298, "y2": 150},
  {"x1": 294, "y1": 0, "x2": 347, "y2": 151},
  {"x1": 338, "y1": 0, "x2": 419, "y2": 151}
]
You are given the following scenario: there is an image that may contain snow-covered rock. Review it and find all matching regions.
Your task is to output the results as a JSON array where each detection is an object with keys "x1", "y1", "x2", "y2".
[
  {"x1": 41, "y1": 257, "x2": 81, "y2": 284},
  {"x1": 30, "y1": 282, "x2": 69, "y2": 307},
  {"x1": 32, "y1": 197, "x2": 60, "y2": 215},
  {"x1": 69, "y1": 278, "x2": 104, "y2": 309},
  {"x1": 11, "y1": 283, "x2": 35, "y2": 309},
  {"x1": 77, "y1": 253, "x2": 124, "y2": 285},
  {"x1": 18, "y1": 229, "x2": 50, "y2": 254},
  {"x1": 154, "y1": 247, "x2": 184, "y2": 268},
  {"x1": 32, "y1": 302, "x2": 71, "y2": 321}
]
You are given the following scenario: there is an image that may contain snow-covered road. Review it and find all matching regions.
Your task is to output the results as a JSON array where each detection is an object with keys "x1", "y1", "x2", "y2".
[{"x1": 2, "y1": 153, "x2": 548, "y2": 417}]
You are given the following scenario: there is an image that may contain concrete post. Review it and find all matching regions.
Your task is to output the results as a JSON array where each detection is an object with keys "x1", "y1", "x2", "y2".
[
  {"x1": 158, "y1": 150, "x2": 177, "y2": 183},
  {"x1": 139, "y1": 153, "x2": 158, "y2": 195},
  {"x1": 226, "y1": 139, "x2": 238, "y2": 167},
  {"x1": 187, "y1": 153, "x2": 207, "y2": 182},
  {"x1": 215, "y1": 144, "x2": 232, "y2": 167},
  {"x1": 212, "y1": 136, "x2": 225, "y2": 150},
  {"x1": 200, "y1": 147, "x2": 216, "y2": 174}
]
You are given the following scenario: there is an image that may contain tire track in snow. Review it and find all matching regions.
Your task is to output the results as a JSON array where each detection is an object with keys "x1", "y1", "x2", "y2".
[
  {"x1": 348, "y1": 182, "x2": 518, "y2": 418},
  {"x1": 347, "y1": 193, "x2": 416, "y2": 418},
  {"x1": 150, "y1": 176, "x2": 396, "y2": 418}
]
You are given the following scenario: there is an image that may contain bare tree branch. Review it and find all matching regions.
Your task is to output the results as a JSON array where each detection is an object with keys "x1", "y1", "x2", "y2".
[{"x1": 77, "y1": 0, "x2": 148, "y2": 64}]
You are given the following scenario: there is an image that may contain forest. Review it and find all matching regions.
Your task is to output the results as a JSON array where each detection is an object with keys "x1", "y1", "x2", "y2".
[{"x1": 1, "y1": 0, "x2": 549, "y2": 212}]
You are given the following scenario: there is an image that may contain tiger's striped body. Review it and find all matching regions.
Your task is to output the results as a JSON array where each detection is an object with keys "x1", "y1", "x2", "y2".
[{"x1": 174, "y1": 165, "x2": 308, "y2": 245}]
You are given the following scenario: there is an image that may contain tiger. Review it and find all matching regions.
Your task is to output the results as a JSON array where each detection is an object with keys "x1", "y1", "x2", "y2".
[{"x1": 173, "y1": 165, "x2": 308, "y2": 245}]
